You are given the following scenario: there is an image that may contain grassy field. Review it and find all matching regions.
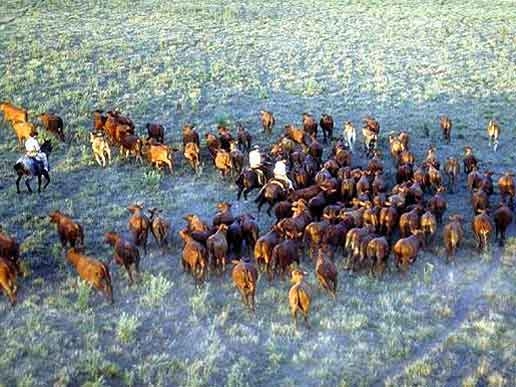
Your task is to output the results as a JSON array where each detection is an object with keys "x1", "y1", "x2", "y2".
[{"x1": 1, "y1": 1, "x2": 515, "y2": 386}]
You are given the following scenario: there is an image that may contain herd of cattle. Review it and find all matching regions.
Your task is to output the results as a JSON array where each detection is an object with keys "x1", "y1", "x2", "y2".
[{"x1": 0, "y1": 100, "x2": 514, "y2": 327}]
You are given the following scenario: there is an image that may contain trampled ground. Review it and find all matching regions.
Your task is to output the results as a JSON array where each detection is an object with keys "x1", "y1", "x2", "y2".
[{"x1": 0, "y1": 1, "x2": 515, "y2": 386}]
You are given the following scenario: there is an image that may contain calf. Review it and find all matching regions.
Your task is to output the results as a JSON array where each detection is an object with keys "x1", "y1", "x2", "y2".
[
  {"x1": 49, "y1": 211, "x2": 84, "y2": 249},
  {"x1": 493, "y1": 203, "x2": 513, "y2": 246},
  {"x1": 472, "y1": 210, "x2": 493, "y2": 251},
  {"x1": 288, "y1": 269, "x2": 311, "y2": 328},
  {"x1": 260, "y1": 110, "x2": 275, "y2": 135},
  {"x1": 0, "y1": 257, "x2": 18, "y2": 306},
  {"x1": 148, "y1": 208, "x2": 170, "y2": 248},
  {"x1": 393, "y1": 230, "x2": 424, "y2": 273},
  {"x1": 38, "y1": 112, "x2": 65, "y2": 141},
  {"x1": 315, "y1": 249, "x2": 337, "y2": 299},
  {"x1": 146, "y1": 122, "x2": 165, "y2": 143},
  {"x1": 207, "y1": 224, "x2": 229, "y2": 273},
  {"x1": 0, "y1": 102, "x2": 27, "y2": 123},
  {"x1": 486, "y1": 119, "x2": 500, "y2": 151},
  {"x1": 104, "y1": 232, "x2": 140, "y2": 284},
  {"x1": 178, "y1": 229, "x2": 208, "y2": 283},
  {"x1": 90, "y1": 132, "x2": 111, "y2": 167},
  {"x1": 66, "y1": 248, "x2": 113, "y2": 303},
  {"x1": 443, "y1": 215, "x2": 464, "y2": 261},
  {"x1": 127, "y1": 203, "x2": 150, "y2": 254},
  {"x1": 231, "y1": 257, "x2": 258, "y2": 312}
]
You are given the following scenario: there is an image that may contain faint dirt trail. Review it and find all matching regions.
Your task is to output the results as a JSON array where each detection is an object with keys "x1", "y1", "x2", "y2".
[{"x1": 374, "y1": 238, "x2": 512, "y2": 386}]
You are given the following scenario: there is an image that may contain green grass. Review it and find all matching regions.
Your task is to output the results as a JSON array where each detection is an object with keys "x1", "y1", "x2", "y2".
[{"x1": 0, "y1": 0, "x2": 515, "y2": 386}]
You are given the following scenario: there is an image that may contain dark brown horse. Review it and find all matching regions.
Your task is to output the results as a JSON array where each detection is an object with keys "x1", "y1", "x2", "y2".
[
  {"x1": 255, "y1": 181, "x2": 288, "y2": 216},
  {"x1": 14, "y1": 140, "x2": 52, "y2": 194}
]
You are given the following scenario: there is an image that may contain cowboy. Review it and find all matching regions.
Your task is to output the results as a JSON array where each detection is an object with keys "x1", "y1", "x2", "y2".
[
  {"x1": 25, "y1": 131, "x2": 49, "y2": 171},
  {"x1": 273, "y1": 159, "x2": 294, "y2": 190},
  {"x1": 249, "y1": 145, "x2": 265, "y2": 185}
]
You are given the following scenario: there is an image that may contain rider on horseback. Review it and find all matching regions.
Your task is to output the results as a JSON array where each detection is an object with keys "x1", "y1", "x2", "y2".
[
  {"x1": 273, "y1": 159, "x2": 294, "y2": 191},
  {"x1": 25, "y1": 131, "x2": 49, "y2": 172},
  {"x1": 249, "y1": 145, "x2": 266, "y2": 185}
]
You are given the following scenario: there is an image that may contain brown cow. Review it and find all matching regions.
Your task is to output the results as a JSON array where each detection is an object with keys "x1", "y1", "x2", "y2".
[
  {"x1": 288, "y1": 269, "x2": 311, "y2": 328},
  {"x1": 238, "y1": 213, "x2": 259, "y2": 252},
  {"x1": 303, "y1": 219, "x2": 329, "y2": 261},
  {"x1": 444, "y1": 156, "x2": 460, "y2": 193},
  {"x1": 440, "y1": 115, "x2": 452, "y2": 144},
  {"x1": 272, "y1": 238, "x2": 301, "y2": 280},
  {"x1": 319, "y1": 114, "x2": 334, "y2": 143},
  {"x1": 93, "y1": 110, "x2": 107, "y2": 131},
  {"x1": 49, "y1": 211, "x2": 84, "y2": 249},
  {"x1": 463, "y1": 146, "x2": 478, "y2": 174},
  {"x1": 146, "y1": 123, "x2": 165, "y2": 143},
  {"x1": 12, "y1": 121, "x2": 36, "y2": 144},
  {"x1": 104, "y1": 232, "x2": 140, "y2": 284},
  {"x1": 0, "y1": 102, "x2": 28, "y2": 123},
  {"x1": 231, "y1": 257, "x2": 258, "y2": 312},
  {"x1": 393, "y1": 230, "x2": 424, "y2": 273},
  {"x1": 119, "y1": 134, "x2": 143, "y2": 163},
  {"x1": 207, "y1": 224, "x2": 229, "y2": 273},
  {"x1": 148, "y1": 208, "x2": 170, "y2": 248},
  {"x1": 498, "y1": 172, "x2": 515, "y2": 209},
  {"x1": 443, "y1": 215, "x2": 464, "y2": 261},
  {"x1": 0, "y1": 257, "x2": 18, "y2": 306},
  {"x1": 0, "y1": 230, "x2": 21, "y2": 275},
  {"x1": 178, "y1": 229, "x2": 208, "y2": 283},
  {"x1": 302, "y1": 113, "x2": 318, "y2": 138},
  {"x1": 420, "y1": 210, "x2": 437, "y2": 247},
  {"x1": 260, "y1": 110, "x2": 275, "y2": 135},
  {"x1": 254, "y1": 225, "x2": 283, "y2": 280},
  {"x1": 315, "y1": 249, "x2": 337, "y2": 299},
  {"x1": 471, "y1": 188, "x2": 489, "y2": 215},
  {"x1": 472, "y1": 211, "x2": 493, "y2": 251},
  {"x1": 142, "y1": 141, "x2": 175, "y2": 174},
  {"x1": 366, "y1": 236, "x2": 389, "y2": 277},
  {"x1": 213, "y1": 202, "x2": 235, "y2": 227},
  {"x1": 38, "y1": 112, "x2": 64, "y2": 141},
  {"x1": 428, "y1": 186, "x2": 447, "y2": 225},
  {"x1": 399, "y1": 206, "x2": 422, "y2": 238},
  {"x1": 237, "y1": 124, "x2": 252, "y2": 152},
  {"x1": 127, "y1": 203, "x2": 150, "y2": 254},
  {"x1": 66, "y1": 248, "x2": 113, "y2": 303},
  {"x1": 182, "y1": 124, "x2": 200, "y2": 148},
  {"x1": 493, "y1": 203, "x2": 513, "y2": 246},
  {"x1": 184, "y1": 142, "x2": 201, "y2": 173}
]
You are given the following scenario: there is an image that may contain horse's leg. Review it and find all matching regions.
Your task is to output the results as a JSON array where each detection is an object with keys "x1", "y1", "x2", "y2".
[
  {"x1": 16, "y1": 174, "x2": 22, "y2": 194},
  {"x1": 38, "y1": 174, "x2": 42, "y2": 193},
  {"x1": 25, "y1": 177, "x2": 33, "y2": 194},
  {"x1": 43, "y1": 171, "x2": 50, "y2": 190}
]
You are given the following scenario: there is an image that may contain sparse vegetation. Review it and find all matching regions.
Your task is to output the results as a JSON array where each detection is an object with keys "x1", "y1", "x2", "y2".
[{"x1": 0, "y1": 0, "x2": 514, "y2": 386}]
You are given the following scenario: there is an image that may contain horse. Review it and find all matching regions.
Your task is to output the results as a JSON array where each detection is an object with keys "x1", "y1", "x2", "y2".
[
  {"x1": 14, "y1": 140, "x2": 52, "y2": 194},
  {"x1": 254, "y1": 180, "x2": 288, "y2": 216},
  {"x1": 236, "y1": 165, "x2": 272, "y2": 201}
]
